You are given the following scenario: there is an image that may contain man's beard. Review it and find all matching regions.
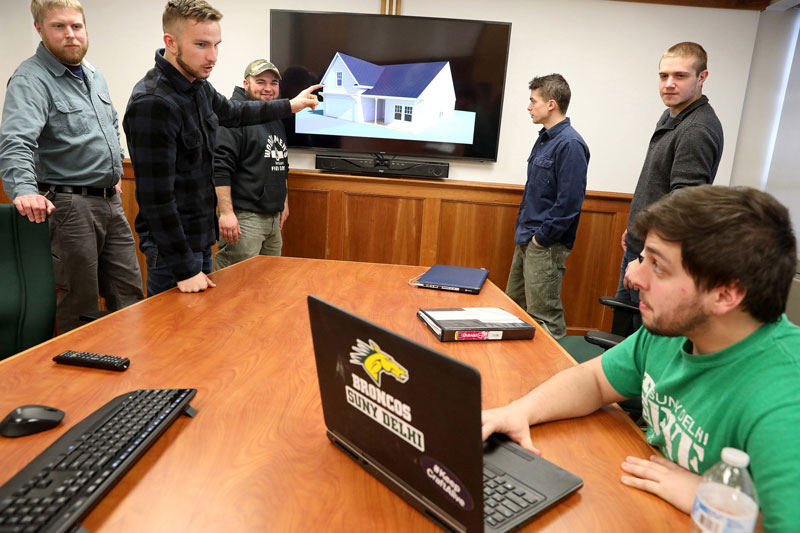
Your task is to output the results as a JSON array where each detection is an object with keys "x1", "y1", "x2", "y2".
[
  {"x1": 45, "y1": 37, "x2": 88, "y2": 65},
  {"x1": 245, "y1": 87, "x2": 276, "y2": 101},
  {"x1": 641, "y1": 301, "x2": 711, "y2": 338},
  {"x1": 176, "y1": 46, "x2": 210, "y2": 80}
]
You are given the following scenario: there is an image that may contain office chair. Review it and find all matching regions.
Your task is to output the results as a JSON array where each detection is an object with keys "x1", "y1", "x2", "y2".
[
  {"x1": 558, "y1": 296, "x2": 643, "y2": 425},
  {"x1": 558, "y1": 297, "x2": 639, "y2": 363},
  {"x1": 0, "y1": 204, "x2": 56, "y2": 360},
  {"x1": 584, "y1": 297, "x2": 639, "y2": 350}
]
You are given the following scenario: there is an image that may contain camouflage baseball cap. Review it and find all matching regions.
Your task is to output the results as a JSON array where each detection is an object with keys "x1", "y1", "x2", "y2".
[{"x1": 244, "y1": 59, "x2": 281, "y2": 79}]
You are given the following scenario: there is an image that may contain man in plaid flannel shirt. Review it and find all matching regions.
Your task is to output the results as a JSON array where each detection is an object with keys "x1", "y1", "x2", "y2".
[{"x1": 124, "y1": 0, "x2": 319, "y2": 296}]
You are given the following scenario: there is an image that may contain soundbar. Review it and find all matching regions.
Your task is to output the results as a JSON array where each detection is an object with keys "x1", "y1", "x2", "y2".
[{"x1": 316, "y1": 154, "x2": 449, "y2": 179}]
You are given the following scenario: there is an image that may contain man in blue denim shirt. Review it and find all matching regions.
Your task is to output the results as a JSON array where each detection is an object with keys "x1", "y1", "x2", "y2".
[
  {"x1": 0, "y1": 0, "x2": 143, "y2": 332},
  {"x1": 506, "y1": 74, "x2": 589, "y2": 339}
]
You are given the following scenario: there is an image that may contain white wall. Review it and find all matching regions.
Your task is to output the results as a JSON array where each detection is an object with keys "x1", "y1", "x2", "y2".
[
  {"x1": 727, "y1": 8, "x2": 800, "y2": 250},
  {"x1": 0, "y1": 0, "x2": 769, "y2": 193},
  {"x1": 401, "y1": 0, "x2": 757, "y2": 191},
  {"x1": 730, "y1": 10, "x2": 800, "y2": 189},
  {"x1": 765, "y1": 27, "x2": 800, "y2": 242}
]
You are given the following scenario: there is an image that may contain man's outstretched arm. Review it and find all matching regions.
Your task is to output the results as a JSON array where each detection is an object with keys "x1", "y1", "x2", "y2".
[{"x1": 481, "y1": 356, "x2": 626, "y2": 453}]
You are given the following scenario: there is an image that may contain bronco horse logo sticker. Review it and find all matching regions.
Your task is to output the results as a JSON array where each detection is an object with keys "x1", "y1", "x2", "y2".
[{"x1": 349, "y1": 339, "x2": 409, "y2": 386}]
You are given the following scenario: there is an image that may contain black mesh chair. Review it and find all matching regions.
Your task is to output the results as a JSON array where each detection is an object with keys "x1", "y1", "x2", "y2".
[{"x1": 584, "y1": 297, "x2": 639, "y2": 349}]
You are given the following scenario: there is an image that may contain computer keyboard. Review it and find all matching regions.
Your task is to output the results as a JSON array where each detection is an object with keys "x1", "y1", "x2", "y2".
[
  {"x1": 483, "y1": 466, "x2": 545, "y2": 528},
  {"x1": 0, "y1": 388, "x2": 197, "y2": 533}
]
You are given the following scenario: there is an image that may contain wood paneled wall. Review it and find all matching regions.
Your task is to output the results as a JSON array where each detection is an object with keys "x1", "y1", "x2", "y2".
[
  {"x1": 5, "y1": 164, "x2": 632, "y2": 336},
  {"x1": 280, "y1": 169, "x2": 632, "y2": 336}
]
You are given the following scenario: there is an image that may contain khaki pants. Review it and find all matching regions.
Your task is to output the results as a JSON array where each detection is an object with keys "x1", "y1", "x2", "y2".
[
  {"x1": 505, "y1": 241, "x2": 570, "y2": 339},
  {"x1": 214, "y1": 210, "x2": 282, "y2": 270}
]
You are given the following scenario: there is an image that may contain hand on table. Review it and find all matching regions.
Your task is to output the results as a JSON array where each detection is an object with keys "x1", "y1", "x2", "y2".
[
  {"x1": 620, "y1": 455, "x2": 701, "y2": 513},
  {"x1": 177, "y1": 272, "x2": 216, "y2": 293}
]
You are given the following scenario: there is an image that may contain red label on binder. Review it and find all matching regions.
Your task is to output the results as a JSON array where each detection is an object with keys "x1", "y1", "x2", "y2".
[{"x1": 455, "y1": 331, "x2": 490, "y2": 340}]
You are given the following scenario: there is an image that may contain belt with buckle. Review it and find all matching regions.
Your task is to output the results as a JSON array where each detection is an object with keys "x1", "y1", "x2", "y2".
[{"x1": 39, "y1": 183, "x2": 117, "y2": 198}]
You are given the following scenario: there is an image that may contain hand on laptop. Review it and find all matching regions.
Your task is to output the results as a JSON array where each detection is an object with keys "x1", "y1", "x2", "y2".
[
  {"x1": 481, "y1": 404, "x2": 541, "y2": 456},
  {"x1": 619, "y1": 455, "x2": 701, "y2": 513}
]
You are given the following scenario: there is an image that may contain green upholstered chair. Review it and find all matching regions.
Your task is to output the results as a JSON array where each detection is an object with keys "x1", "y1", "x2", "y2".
[
  {"x1": 557, "y1": 335, "x2": 604, "y2": 364},
  {"x1": 0, "y1": 204, "x2": 56, "y2": 360}
]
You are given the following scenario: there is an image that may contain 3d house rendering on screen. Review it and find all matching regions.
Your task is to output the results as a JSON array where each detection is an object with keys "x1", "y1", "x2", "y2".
[{"x1": 320, "y1": 52, "x2": 456, "y2": 133}]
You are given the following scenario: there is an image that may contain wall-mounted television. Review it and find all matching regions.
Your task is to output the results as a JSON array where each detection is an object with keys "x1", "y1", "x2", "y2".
[{"x1": 270, "y1": 10, "x2": 512, "y2": 164}]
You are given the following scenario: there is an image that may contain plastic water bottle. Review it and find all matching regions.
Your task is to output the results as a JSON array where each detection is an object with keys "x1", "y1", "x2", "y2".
[{"x1": 690, "y1": 447, "x2": 759, "y2": 533}]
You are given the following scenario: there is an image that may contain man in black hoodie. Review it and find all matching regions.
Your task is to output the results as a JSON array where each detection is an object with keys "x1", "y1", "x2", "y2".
[{"x1": 214, "y1": 59, "x2": 289, "y2": 269}]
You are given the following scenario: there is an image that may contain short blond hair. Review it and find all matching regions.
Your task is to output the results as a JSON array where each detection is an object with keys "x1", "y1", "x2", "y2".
[
  {"x1": 662, "y1": 42, "x2": 707, "y2": 75},
  {"x1": 162, "y1": 0, "x2": 222, "y2": 34},
  {"x1": 31, "y1": 0, "x2": 84, "y2": 25}
]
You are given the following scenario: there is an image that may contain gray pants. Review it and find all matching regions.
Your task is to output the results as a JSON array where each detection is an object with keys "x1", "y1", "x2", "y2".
[
  {"x1": 505, "y1": 241, "x2": 570, "y2": 339},
  {"x1": 215, "y1": 210, "x2": 282, "y2": 270},
  {"x1": 48, "y1": 192, "x2": 143, "y2": 332}
]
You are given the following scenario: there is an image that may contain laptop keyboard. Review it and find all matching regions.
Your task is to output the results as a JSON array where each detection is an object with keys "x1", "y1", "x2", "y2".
[{"x1": 483, "y1": 466, "x2": 545, "y2": 528}]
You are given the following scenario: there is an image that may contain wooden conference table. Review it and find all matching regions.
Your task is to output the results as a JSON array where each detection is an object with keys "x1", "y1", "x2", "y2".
[{"x1": 0, "y1": 257, "x2": 686, "y2": 531}]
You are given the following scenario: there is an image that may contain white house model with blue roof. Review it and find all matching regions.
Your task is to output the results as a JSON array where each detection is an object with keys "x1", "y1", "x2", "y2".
[{"x1": 320, "y1": 52, "x2": 456, "y2": 133}]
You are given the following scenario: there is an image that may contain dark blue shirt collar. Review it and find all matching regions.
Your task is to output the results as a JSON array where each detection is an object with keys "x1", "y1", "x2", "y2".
[
  {"x1": 64, "y1": 63, "x2": 84, "y2": 81},
  {"x1": 538, "y1": 117, "x2": 572, "y2": 141}
]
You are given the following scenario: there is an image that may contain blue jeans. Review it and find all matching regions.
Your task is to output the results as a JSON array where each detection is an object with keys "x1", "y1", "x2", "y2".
[
  {"x1": 144, "y1": 246, "x2": 212, "y2": 297},
  {"x1": 616, "y1": 249, "x2": 642, "y2": 330}
]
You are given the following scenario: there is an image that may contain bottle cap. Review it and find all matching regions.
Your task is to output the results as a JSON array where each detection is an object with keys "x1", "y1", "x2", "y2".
[{"x1": 721, "y1": 447, "x2": 750, "y2": 468}]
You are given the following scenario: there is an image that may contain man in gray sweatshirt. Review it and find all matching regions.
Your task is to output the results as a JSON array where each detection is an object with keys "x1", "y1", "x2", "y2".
[{"x1": 617, "y1": 42, "x2": 723, "y2": 326}]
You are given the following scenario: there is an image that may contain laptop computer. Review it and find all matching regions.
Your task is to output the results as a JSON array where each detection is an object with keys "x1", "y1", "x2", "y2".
[
  {"x1": 412, "y1": 264, "x2": 490, "y2": 294},
  {"x1": 307, "y1": 296, "x2": 583, "y2": 532}
]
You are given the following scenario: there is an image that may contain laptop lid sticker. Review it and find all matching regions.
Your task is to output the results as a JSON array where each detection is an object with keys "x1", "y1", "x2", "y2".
[
  {"x1": 421, "y1": 456, "x2": 475, "y2": 511},
  {"x1": 349, "y1": 339, "x2": 408, "y2": 386},
  {"x1": 347, "y1": 339, "x2": 426, "y2": 452}
]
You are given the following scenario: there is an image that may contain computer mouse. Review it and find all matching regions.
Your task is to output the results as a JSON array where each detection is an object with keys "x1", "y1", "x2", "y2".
[{"x1": 0, "y1": 405, "x2": 65, "y2": 438}]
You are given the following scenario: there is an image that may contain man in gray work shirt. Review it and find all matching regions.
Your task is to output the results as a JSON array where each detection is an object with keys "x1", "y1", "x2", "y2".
[
  {"x1": 616, "y1": 42, "x2": 723, "y2": 324},
  {"x1": 0, "y1": 0, "x2": 143, "y2": 332}
]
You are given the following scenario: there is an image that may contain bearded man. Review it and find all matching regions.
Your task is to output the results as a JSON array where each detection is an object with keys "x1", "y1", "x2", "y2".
[
  {"x1": 213, "y1": 59, "x2": 291, "y2": 269},
  {"x1": 0, "y1": 0, "x2": 144, "y2": 333}
]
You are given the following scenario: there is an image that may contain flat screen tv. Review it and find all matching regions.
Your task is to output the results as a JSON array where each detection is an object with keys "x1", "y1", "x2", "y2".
[{"x1": 270, "y1": 10, "x2": 512, "y2": 162}]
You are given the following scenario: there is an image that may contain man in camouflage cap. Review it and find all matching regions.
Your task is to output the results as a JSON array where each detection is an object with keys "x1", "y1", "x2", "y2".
[{"x1": 213, "y1": 58, "x2": 291, "y2": 268}]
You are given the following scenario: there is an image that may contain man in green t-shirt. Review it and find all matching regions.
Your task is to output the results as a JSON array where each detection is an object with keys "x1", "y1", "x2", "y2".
[{"x1": 482, "y1": 185, "x2": 799, "y2": 531}]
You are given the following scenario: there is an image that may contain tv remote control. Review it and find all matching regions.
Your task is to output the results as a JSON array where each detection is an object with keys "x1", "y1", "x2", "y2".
[{"x1": 53, "y1": 350, "x2": 130, "y2": 371}]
